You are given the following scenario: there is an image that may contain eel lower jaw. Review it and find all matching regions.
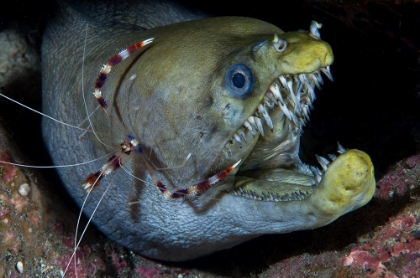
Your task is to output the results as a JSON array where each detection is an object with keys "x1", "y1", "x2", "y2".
[
  {"x1": 232, "y1": 143, "x2": 346, "y2": 202},
  {"x1": 232, "y1": 148, "x2": 376, "y2": 221}
]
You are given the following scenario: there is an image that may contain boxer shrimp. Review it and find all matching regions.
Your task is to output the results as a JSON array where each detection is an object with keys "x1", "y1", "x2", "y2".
[{"x1": 0, "y1": 30, "x2": 240, "y2": 277}]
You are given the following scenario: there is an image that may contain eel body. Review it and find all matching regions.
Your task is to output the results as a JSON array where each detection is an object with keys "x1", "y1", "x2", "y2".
[{"x1": 42, "y1": 0, "x2": 375, "y2": 261}]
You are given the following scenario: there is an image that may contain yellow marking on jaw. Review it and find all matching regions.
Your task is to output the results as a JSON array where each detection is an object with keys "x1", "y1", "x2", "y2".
[
  {"x1": 310, "y1": 149, "x2": 375, "y2": 220},
  {"x1": 293, "y1": 41, "x2": 334, "y2": 72},
  {"x1": 268, "y1": 31, "x2": 334, "y2": 75}
]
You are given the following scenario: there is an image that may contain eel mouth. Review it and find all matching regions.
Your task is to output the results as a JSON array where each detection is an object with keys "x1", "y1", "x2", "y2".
[{"x1": 222, "y1": 66, "x2": 336, "y2": 202}]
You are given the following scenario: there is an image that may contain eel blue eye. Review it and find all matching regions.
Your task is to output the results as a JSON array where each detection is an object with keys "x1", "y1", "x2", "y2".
[
  {"x1": 232, "y1": 73, "x2": 245, "y2": 88},
  {"x1": 225, "y1": 63, "x2": 254, "y2": 99}
]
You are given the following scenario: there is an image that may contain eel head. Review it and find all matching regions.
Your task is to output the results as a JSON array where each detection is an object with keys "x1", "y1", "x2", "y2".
[{"x1": 117, "y1": 17, "x2": 375, "y2": 222}]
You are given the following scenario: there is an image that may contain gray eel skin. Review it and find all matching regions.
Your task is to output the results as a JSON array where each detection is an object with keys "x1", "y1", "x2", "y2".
[{"x1": 42, "y1": 0, "x2": 376, "y2": 261}]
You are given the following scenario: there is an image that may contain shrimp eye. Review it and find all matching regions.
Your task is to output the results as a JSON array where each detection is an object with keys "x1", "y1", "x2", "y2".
[{"x1": 225, "y1": 63, "x2": 254, "y2": 99}]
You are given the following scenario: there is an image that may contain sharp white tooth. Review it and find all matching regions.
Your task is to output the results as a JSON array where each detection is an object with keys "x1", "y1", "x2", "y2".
[
  {"x1": 290, "y1": 86, "x2": 299, "y2": 104},
  {"x1": 270, "y1": 83, "x2": 282, "y2": 101},
  {"x1": 305, "y1": 72, "x2": 313, "y2": 80},
  {"x1": 227, "y1": 146, "x2": 232, "y2": 157},
  {"x1": 328, "y1": 153, "x2": 337, "y2": 161},
  {"x1": 299, "y1": 74, "x2": 308, "y2": 84},
  {"x1": 315, "y1": 75, "x2": 323, "y2": 89},
  {"x1": 239, "y1": 130, "x2": 247, "y2": 143},
  {"x1": 287, "y1": 79, "x2": 294, "y2": 93},
  {"x1": 264, "y1": 96, "x2": 275, "y2": 110},
  {"x1": 315, "y1": 155, "x2": 330, "y2": 171},
  {"x1": 310, "y1": 166, "x2": 323, "y2": 178},
  {"x1": 265, "y1": 91, "x2": 276, "y2": 101},
  {"x1": 287, "y1": 103, "x2": 299, "y2": 128},
  {"x1": 249, "y1": 115, "x2": 265, "y2": 137},
  {"x1": 306, "y1": 83, "x2": 316, "y2": 103},
  {"x1": 265, "y1": 115, "x2": 274, "y2": 131},
  {"x1": 233, "y1": 133, "x2": 242, "y2": 148},
  {"x1": 306, "y1": 73, "x2": 314, "y2": 84},
  {"x1": 320, "y1": 66, "x2": 334, "y2": 81},
  {"x1": 244, "y1": 120, "x2": 256, "y2": 136},
  {"x1": 277, "y1": 90, "x2": 286, "y2": 105},
  {"x1": 317, "y1": 74, "x2": 324, "y2": 86},
  {"x1": 292, "y1": 94, "x2": 302, "y2": 118},
  {"x1": 315, "y1": 80, "x2": 321, "y2": 90},
  {"x1": 310, "y1": 177, "x2": 317, "y2": 186},
  {"x1": 315, "y1": 174, "x2": 322, "y2": 183},
  {"x1": 248, "y1": 116, "x2": 258, "y2": 130},
  {"x1": 279, "y1": 76, "x2": 288, "y2": 91},
  {"x1": 295, "y1": 78, "x2": 303, "y2": 95},
  {"x1": 307, "y1": 73, "x2": 321, "y2": 89},
  {"x1": 302, "y1": 105, "x2": 310, "y2": 121},
  {"x1": 295, "y1": 106, "x2": 303, "y2": 119},
  {"x1": 301, "y1": 163, "x2": 312, "y2": 175},
  {"x1": 337, "y1": 142, "x2": 346, "y2": 154},
  {"x1": 255, "y1": 116, "x2": 265, "y2": 136},
  {"x1": 313, "y1": 70, "x2": 323, "y2": 85},
  {"x1": 316, "y1": 167, "x2": 323, "y2": 177},
  {"x1": 258, "y1": 104, "x2": 273, "y2": 131},
  {"x1": 297, "y1": 88, "x2": 303, "y2": 105},
  {"x1": 291, "y1": 112, "x2": 299, "y2": 128},
  {"x1": 301, "y1": 95, "x2": 310, "y2": 106},
  {"x1": 278, "y1": 101, "x2": 292, "y2": 120},
  {"x1": 261, "y1": 192, "x2": 267, "y2": 200},
  {"x1": 253, "y1": 192, "x2": 259, "y2": 200}
]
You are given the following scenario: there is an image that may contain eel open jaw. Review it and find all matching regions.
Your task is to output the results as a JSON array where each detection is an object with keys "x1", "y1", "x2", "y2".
[{"x1": 222, "y1": 66, "x2": 337, "y2": 202}]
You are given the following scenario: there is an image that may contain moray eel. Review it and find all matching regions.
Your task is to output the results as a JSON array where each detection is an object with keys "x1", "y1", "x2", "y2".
[{"x1": 42, "y1": 1, "x2": 375, "y2": 261}]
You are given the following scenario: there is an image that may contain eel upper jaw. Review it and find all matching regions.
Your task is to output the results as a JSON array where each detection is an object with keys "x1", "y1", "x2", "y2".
[{"x1": 220, "y1": 66, "x2": 335, "y2": 202}]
